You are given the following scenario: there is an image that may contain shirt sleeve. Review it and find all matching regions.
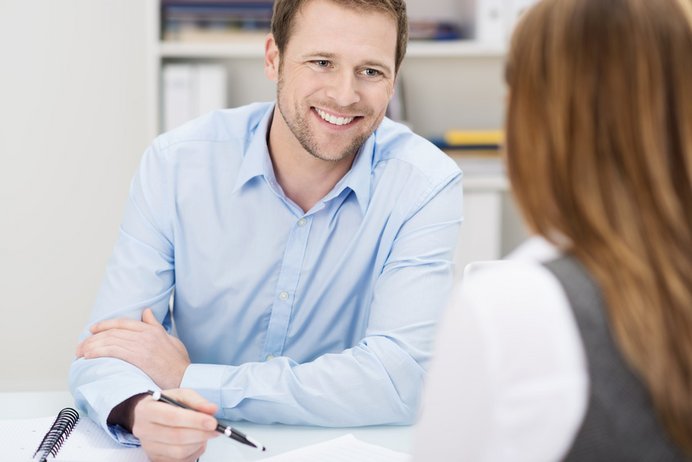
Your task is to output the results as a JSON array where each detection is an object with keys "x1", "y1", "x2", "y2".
[
  {"x1": 411, "y1": 260, "x2": 589, "y2": 462},
  {"x1": 69, "y1": 143, "x2": 175, "y2": 441},
  {"x1": 180, "y1": 174, "x2": 464, "y2": 426}
]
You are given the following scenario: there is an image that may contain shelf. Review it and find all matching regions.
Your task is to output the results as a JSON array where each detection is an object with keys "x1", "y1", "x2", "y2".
[
  {"x1": 407, "y1": 40, "x2": 504, "y2": 58},
  {"x1": 463, "y1": 175, "x2": 509, "y2": 191},
  {"x1": 450, "y1": 155, "x2": 509, "y2": 192},
  {"x1": 159, "y1": 40, "x2": 266, "y2": 58},
  {"x1": 158, "y1": 39, "x2": 505, "y2": 59}
]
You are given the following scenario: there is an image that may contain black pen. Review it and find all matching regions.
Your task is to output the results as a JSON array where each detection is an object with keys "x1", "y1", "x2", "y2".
[{"x1": 146, "y1": 390, "x2": 266, "y2": 451}]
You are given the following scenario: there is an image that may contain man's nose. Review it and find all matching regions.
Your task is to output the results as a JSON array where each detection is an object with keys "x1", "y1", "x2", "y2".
[{"x1": 325, "y1": 71, "x2": 361, "y2": 107}]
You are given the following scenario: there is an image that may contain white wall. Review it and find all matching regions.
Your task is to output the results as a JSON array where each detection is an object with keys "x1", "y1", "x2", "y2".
[{"x1": 0, "y1": 1, "x2": 150, "y2": 390}]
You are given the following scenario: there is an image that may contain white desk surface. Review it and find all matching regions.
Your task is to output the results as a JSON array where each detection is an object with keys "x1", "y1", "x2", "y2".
[{"x1": 0, "y1": 391, "x2": 411, "y2": 461}]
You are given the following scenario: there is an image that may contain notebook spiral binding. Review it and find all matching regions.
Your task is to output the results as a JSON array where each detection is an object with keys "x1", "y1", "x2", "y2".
[{"x1": 33, "y1": 407, "x2": 80, "y2": 462}]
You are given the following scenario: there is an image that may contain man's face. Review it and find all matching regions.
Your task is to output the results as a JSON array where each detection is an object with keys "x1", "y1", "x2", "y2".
[{"x1": 266, "y1": 0, "x2": 397, "y2": 163}]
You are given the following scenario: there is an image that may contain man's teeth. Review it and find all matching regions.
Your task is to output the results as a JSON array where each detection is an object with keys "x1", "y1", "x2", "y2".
[{"x1": 316, "y1": 109, "x2": 354, "y2": 126}]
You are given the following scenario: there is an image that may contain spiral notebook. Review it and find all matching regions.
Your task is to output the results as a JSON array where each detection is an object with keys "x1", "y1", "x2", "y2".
[{"x1": 0, "y1": 407, "x2": 148, "y2": 461}]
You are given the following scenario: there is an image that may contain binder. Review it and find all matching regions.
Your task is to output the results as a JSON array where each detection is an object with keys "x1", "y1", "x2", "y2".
[
  {"x1": 474, "y1": 0, "x2": 538, "y2": 44},
  {"x1": 195, "y1": 64, "x2": 228, "y2": 117},
  {"x1": 163, "y1": 63, "x2": 228, "y2": 132},
  {"x1": 505, "y1": 0, "x2": 537, "y2": 36},
  {"x1": 475, "y1": 0, "x2": 505, "y2": 43},
  {"x1": 163, "y1": 63, "x2": 195, "y2": 131}
]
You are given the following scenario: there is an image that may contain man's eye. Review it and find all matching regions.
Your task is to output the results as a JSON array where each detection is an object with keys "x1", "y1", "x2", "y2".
[
  {"x1": 362, "y1": 68, "x2": 382, "y2": 78},
  {"x1": 313, "y1": 60, "x2": 331, "y2": 68}
]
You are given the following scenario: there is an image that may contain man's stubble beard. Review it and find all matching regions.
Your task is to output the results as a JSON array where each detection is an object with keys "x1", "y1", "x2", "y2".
[{"x1": 275, "y1": 75, "x2": 372, "y2": 163}]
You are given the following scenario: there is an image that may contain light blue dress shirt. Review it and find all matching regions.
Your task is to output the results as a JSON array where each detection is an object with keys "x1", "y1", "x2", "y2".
[{"x1": 69, "y1": 102, "x2": 463, "y2": 443}]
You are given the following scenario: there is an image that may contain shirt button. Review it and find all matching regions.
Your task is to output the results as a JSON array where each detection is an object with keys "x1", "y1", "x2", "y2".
[
  {"x1": 266, "y1": 354, "x2": 274, "y2": 361},
  {"x1": 297, "y1": 218, "x2": 307, "y2": 227},
  {"x1": 279, "y1": 291, "x2": 289, "y2": 301}
]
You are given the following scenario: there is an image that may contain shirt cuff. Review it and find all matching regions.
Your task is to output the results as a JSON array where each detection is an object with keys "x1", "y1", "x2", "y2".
[
  {"x1": 180, "y1": 363, "x2": 237, "y2": 409},
  {"x1": 108, "y1": 424, "x2": 142, "y2": 447}
]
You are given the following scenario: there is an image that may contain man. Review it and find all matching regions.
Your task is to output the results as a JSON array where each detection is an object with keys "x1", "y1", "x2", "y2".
[{"x1": 70, "y1": 0, "x2": 462, "y2": 460}]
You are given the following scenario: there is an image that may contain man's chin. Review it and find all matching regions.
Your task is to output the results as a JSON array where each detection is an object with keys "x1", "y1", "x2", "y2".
[
  {"x1": 306, "y1": 149, "x2": 356, "y2": 163},
  {"x1": 302, "y1": 138, "x2": 363, "y2": 163}
]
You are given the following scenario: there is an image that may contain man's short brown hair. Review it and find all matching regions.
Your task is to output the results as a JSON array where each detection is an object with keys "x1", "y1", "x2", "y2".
[{"x1": 271, "y1": 0, "x2": 408, "y2": 73}]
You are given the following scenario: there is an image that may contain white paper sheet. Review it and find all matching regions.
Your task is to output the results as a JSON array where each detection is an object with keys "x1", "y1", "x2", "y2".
[{"x1": 261, "y1": 434, "x2": 411, "y2": 462}]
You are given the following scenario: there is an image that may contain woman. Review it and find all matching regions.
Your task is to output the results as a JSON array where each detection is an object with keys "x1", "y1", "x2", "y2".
[{"x1": 413, "y1": 0, "x2": 692, "y2": 460}]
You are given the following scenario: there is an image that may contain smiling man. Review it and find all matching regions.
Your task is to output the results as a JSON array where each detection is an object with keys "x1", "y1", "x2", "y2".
[{"x1": 70, "y1": 0, "x2": 462, "y2": 460}]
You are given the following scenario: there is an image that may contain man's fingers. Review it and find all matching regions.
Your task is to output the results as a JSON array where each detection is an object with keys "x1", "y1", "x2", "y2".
[
  {"x1": 145, "y1": 426, "x2": 218, "y2": 448},
  {"x1": 89, "y1": 308, "x2": 162, "y2": 334},
  {"x1": 164, "y1": 389, "x2": 219, "y2": 416},
  {"x1": 89, "y1": 317, "x2": 148, "y2": 334},
  {"x1": 144, "y1": 419, "x2": 218, "y2": 446},
  {"x1": 141, "y1": 308, "x2": 161, "y2": 326},
  {"x1": 143, "y1": 440, "x2": 208, "y2": 462},
  {"x1": 77, "y1": 329, "x2": 140, "y2": 361},
  {"x1": 132, "y1": 389, "x2": 218, "y2": 461},
  {"x1": 134, "y1": 396, "x2": 218, "y2": 445},
  {"x1": 80, "y1": 340, "x2": 139, "y2": 361},
  {"x1": 82, "y1": 343, "x2": 133, "y2": 362},
  {"x1": 147, "y1": 402, "x2": 217, "y2": 432}
]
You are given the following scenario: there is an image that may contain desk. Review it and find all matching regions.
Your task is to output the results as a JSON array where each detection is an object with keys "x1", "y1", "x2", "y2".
[{"x1": 0, "y1": 391, "x2": 411, "y2": 461}]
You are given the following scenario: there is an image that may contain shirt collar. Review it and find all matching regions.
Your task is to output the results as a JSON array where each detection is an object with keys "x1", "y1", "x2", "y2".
[
  {"x1": 232, "y1": 104, "x2": 277, "y2": 194},
  {"x1": 320, "y1": 133, "x2": 374, "y2": 214},
  {"x1": 233, "y1": 103, "x2": 375, "y2": 214}
]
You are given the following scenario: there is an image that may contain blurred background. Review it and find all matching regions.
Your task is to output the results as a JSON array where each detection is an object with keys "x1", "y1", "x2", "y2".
[{"x1": 0, "y1": 0, "x2": 530, "y2": 392}]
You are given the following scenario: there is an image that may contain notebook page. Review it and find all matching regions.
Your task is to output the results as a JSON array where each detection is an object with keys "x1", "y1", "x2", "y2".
[
  {"x1": 0, "y1": 415, "x2": 148, "y2": 461},
  {"x1": 262, "y1": 434, "x2": 411, "y2": 462}
]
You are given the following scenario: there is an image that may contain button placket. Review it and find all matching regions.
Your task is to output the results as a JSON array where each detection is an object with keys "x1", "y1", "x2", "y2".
[{"x1": 262, "y1": 216, "x2": 313, "y2": 359}]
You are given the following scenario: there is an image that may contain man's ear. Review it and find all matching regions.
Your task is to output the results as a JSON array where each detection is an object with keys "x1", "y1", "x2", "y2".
[{"x1": 264, "y1": 33, "x2": 280, "y2": 81}]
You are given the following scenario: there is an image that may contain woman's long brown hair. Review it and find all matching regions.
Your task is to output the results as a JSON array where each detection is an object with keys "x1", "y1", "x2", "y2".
[{"x1": 505, "y1": 0, "x2": 692, "y2": 453}]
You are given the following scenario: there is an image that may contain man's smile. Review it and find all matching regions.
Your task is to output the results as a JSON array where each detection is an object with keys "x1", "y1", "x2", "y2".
[{"x1": 313, "y1": 107, "x2": 362, "y2": 127}]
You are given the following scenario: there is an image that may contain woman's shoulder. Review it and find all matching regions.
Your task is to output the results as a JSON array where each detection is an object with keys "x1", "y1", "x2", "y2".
[
  {"x1": 415, "y1": 237, "x2": 589, "y2": 461},
  {"x1": 459, "y1": 236, "x2": 568, "y2": 318}
]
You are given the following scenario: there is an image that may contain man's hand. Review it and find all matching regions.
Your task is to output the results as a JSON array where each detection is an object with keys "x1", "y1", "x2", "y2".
[
  {"x1": 76, "y1": 308, "x2": 190, "y2": 389},
  {"x1": 131, "y1": 388, "x2": 219, "y2": 462}
]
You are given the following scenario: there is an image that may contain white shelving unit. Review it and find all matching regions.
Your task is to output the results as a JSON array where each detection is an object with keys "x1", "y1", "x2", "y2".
[
  {"x1": 157, "y1": 39, "x2": 505, "y2": 59},
  {"x1": 407, "y1": 40, "x2": 505, "y2": 58},
  {"x1": 145, "y1": 0, "x2": 525, "y2": 270}
]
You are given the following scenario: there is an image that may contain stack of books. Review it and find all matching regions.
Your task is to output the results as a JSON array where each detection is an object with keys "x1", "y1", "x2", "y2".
[
  {"x1": 161, "y1": 0, "x2": 274, "y2": 42},
  {"x1": 431, "y1": 129, "x2": 503, "y2": 155},
  {"x1": 431, "y1": 130, "x2": 504, "y2": 176},
  {"x1": 408, "y1": 20, "x2": 466, "y2": 41}
]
